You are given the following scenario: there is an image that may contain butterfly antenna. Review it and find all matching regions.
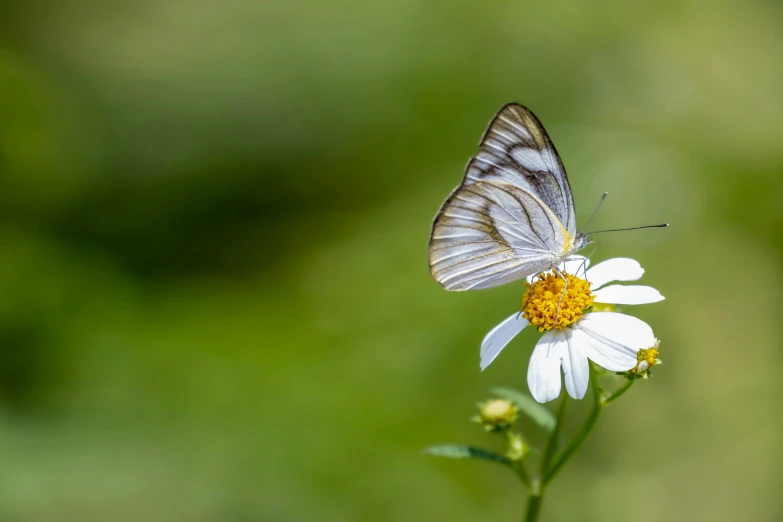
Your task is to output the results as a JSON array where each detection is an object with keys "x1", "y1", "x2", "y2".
[
  {"x1": 580, "y1": 192, "x2": 608, "y2": 233},
  {"x1": 586, "y1": 223, "x2": 669, "y2": 235}
]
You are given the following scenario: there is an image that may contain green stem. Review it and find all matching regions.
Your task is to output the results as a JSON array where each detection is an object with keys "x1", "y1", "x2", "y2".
[
  {"x1": 544, "y1": 397, "x2": 601, "y2": 485},
  {"x1": 523, "y1": 370, "x2": 636, "y2": 518},
  {"x1": 524, "y1": 490, "x2": 543, "y2": 522},
  {"x1": 523, "y1": 392, "x2": 569, "y2": 522},
  {"x1": 543, "y1": 367, "x2": 603, "y2": 485},
  {"x1": 541, "y1": 392, "x2": 569, "y2": 473},
  {"x1": 512, "y1": 460, "x2": 532, "y2": 489},
  {"x1": 603, "y1": 379, "x2": 635, "y2": 405}
]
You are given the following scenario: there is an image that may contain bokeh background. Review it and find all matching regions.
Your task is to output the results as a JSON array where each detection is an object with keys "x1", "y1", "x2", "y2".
[{"x1": 1, "y1": 0, "x2": 782, "y2": 520}]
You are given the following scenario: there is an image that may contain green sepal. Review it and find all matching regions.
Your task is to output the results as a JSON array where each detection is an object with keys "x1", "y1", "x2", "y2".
[{"x1": 491, "y1": 387, "x2": 556, "y2": 433}]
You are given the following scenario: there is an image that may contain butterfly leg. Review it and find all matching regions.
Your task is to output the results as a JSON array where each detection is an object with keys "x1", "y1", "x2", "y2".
[
  {"x1": 578, "y1": 257, "x2": 588, "y2": 278},
  {"x1": 564, "y1": 257, "x2": 587, "y2": 279},
  {"x1": 554, "y1": 267, "x2": 569, "y2": 324},
  {"x1": 564, "y1": 249, "x2": 598, "y2": 279}
]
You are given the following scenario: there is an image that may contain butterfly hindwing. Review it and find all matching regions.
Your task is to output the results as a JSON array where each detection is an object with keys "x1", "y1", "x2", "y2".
[{"x1": 429, "y1": 179, "x2": 568, "y2": 291}]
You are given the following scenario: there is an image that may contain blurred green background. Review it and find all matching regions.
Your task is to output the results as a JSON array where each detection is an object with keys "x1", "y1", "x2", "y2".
[{"x1": 1, "y1": 0, "x2": 782, "y2": 520}]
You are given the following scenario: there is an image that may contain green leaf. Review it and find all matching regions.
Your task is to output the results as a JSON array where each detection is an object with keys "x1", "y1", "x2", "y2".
[
  {"x1": 491, "y1": 387, "x2": 556, "y2": 433},
  {"x1": 423, "y1": 445, "x2": 512, "y2": 466}
]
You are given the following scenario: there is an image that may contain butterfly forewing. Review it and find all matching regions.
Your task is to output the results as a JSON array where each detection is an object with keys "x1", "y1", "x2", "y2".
[
  {"x1": 465, "y1": 104, "x2": 575, "y2": 236},
  {"x1": 429, "y1": 104, "x2": 577, "y2": 291}
]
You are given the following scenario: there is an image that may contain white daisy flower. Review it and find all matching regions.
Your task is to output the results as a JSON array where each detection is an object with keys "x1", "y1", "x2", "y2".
[{"x1": 480, "y1": 257, "x2": 664, "y2": 403}]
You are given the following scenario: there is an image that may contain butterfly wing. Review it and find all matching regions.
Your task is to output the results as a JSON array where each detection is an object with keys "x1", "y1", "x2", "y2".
[
  {"x1": 429, "y1": 179, "x2": 569, "y2": 291},
  {"x1": 464, "y1": 103, "x2": 576, "y2": 237},
  {"x1": 429, "y1": 104, "x2": 576, "y2": 291}
]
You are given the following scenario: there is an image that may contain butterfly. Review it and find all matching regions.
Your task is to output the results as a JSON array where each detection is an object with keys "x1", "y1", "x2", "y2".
[{"x1": 428, "y1": 103, "x2": 588, "y2": 291}]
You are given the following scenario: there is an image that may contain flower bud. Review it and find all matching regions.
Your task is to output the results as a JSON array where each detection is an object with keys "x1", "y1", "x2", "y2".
[
  {"x1": 505, "y1": 431, "x2": 527, "y2": 460},
  {"x1": 477, "y1": 398, "x2": 517, "y2": 431}
]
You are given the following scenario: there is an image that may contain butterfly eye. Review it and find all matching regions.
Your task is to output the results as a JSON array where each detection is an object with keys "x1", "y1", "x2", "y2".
[{"x1": 575, "y1": 234, "x2": 591, "y2": 249}]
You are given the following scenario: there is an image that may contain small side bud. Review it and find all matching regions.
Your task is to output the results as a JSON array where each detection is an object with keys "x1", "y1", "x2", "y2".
[
  {"x1": 504, "y1": 431, "x2": 529, "y2": 461},
  {"x1": 618, "y1": 339, "x2": 662, "y2": 380},
  {"x1": 475, "y1": 398, "x2": 517, "y2": 432}
]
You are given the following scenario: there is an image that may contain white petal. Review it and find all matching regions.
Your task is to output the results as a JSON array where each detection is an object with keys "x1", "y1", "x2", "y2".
[
  {"x1": 576, "y1": 313, "x2": 656, "y2": 371},
  {"x1": 579, "y1": 312, "x2": 656, "y2": 348},
  {"x1": 594, "y1": 285, "x2": 664, "y2": 305},
  {"x1": 480, "y1": 313, "x2": 528, "y2": 370},
  {"x1": 527, "y1": 330, "x2": 567, "y2": 403},
  {"x1": 586, "y1": 258, "x2": 644, "y2": 290},
  {"x1": 571, "y1": 325, "x2": 636, "y2": 372},
  {"x1": 560, "y1": 256, "x2": 590, "y2": 278},
  {"x1": 563, "y1": 329, "x2": 590, "y2": 399}
]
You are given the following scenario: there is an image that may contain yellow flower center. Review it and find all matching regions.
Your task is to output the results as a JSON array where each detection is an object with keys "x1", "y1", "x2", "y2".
[
  {"x1": 631, "y1": 345, "x2": 660, "y2": 374},
  {"x1": 521, "y1": 271, "x2": 595, "y2": 332}
]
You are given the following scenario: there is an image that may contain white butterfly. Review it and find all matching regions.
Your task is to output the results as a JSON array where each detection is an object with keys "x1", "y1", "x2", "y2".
[{"x1": 429, "y1": 103, "x2": 588, "y2": 291}]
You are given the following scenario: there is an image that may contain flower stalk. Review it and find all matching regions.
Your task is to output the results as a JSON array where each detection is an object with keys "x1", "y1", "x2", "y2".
[
  {"x1": 543, "y1": 364, "x2": 604, "y2": 487},
  {"x1": 521, "y1": 364, "x2": 637, "y2": 521}
]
